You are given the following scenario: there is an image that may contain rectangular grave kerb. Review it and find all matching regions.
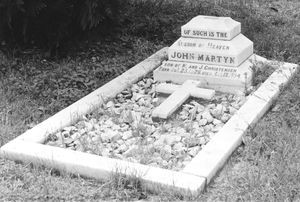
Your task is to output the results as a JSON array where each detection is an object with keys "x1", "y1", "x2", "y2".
[
  {"x1": 0, "y1": 48, "x2": 207, "y2": 196},
  {"x1": 0, "y1": 47, "x2": 298, "y2": 196}
]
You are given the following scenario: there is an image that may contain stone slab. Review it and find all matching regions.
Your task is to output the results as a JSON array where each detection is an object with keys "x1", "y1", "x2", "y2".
[
  {"x1": 153, "y1": 58, "x2": 254, "y2": 94},
  {"x1": 152, "y1": 80, "x2": 215, "y2": 119},
  {"x1": 0, "y1": 141, "x2": 206, "y2": 196},
  {"x1": 169, "y1": 35, "x2": 253, "y2": 67},
  {"x1": 181, "y1": 15, "x2": 241, "y2": 40}
]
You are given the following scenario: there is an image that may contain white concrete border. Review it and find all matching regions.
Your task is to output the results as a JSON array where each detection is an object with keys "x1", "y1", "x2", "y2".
[
  {"x1": 183, "y1": 60, "x2": 299, "y2": 183},
  {"x1": 0, "y1": 47, "x2": 298, "y2": 196}
]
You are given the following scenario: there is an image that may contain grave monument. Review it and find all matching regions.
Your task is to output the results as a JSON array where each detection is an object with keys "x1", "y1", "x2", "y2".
[
  {"x1": 152, "y1": 15, "x2": 254, "y2": 119},
  {"x1": 0, "y1": 13, "x2": 298, "y2": 196}
]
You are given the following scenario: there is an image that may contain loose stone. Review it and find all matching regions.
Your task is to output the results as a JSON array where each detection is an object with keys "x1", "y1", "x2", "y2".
[
  {"x1": 46, "y1": 75, "x2": 247, "y2": 171},
  {"x1": 117, "y1": 144, "x2": 128, "y2": 153},
  {"x1": 101, "y1": 148, "x2": 110, "y2": 157},
  {"x1": 198, "y1": 118, "x2": 208, "y2": 126},
  {"x1": 188, "y1": 146, "x2": 200, "y2": 157},
  {"x1": 106, "y1": 101, "x2": 115, "y2": 108},
  {"x1": 213, "y1": 118, "x2": 223, "y2": 125},
  {"x1": 221, "y1": 113, "x2": 231, "y2": 123},
  {"x1": 163, "y1": 145, "x2": 172, "y2": 154},
  {"x1": 202, "y1": 110, "x2": 213, "y2": 122},
  {"x1": 122, "y1": 131, "x2": 133, "y2": 140},
  {"x1": 173, "y1": 142, "x2": 185, "y2": 152},
  {"x1": 228, "y1": 106, "x2": 238, "y2": 115}
]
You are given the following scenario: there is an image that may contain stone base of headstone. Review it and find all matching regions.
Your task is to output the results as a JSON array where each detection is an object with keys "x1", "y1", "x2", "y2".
[{"x1": 153, "y1": 55, "x2": 255, "y2": 95}]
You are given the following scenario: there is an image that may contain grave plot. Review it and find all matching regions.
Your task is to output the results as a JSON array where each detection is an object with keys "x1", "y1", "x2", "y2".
[
  {"x1": 0, "y1": 16, "x2": 298, "y2": 196},
  {"x1": 45, "y1": 74, "x2": 247, "y2": 171}
]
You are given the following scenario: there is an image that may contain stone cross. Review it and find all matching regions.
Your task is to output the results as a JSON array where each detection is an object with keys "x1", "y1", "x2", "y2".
[{"x1": 152, "y1": 80, "x2": 215, "y2": 119}]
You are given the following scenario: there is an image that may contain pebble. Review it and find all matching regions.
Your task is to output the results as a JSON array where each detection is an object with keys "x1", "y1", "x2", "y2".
[
  {"x1": 201, "y1": 111, "x2": 214, "y2": 123},
  {"x1": 176, "y1": 128, "x2": 186, "y2": 135},
  {"x1": 152, "y1": 97, "x2": 159, "y2": 105},
  {"x1": 122, "y1": 131, "x2": 133, "y2": 140},
  {"x1": 117, "y1": 144, "x2": 128, "y2": 153},
  {"x1": 105, "y1": 119, "x2": 115, "y2": 127},
  {"x1": 46, "y1": 77, "x2": 247, "y2": 171},
  {"x1": 188, "y1": 146, "x2": 200, "y2": 157},
  {"x1": 204, "y1": 124, "x2": 214, "y2": 132},
  {"x1": 100, "y1": 130, "x2": 115, "y2": 142},
  {"x1": 101, "y1": 148, "x2": 110, "y2": 157},
  {"x1": 173, "y1": 142, "x2": 185, "y2": 152},
  {"x1": 211, "y1": 104, "x2": 225, "y2": 119},
  {"x1": 198, "y1": 119, "x2": 208, "y2": 126},
  {"x1": 198, "y1": 136, "x2": 207, "y2": 145},
  {"x1": 196, "y1": 104, "x2": 205, "y2": 113},
  {"x1": 131, "y1": 84, "x2": 139, "y2": 92},
  {"x1": 162, "y1": 160, "x2": 169, "y2": 167},
  {"x1": 91, "y1": 136, "x2": 99, "y2": 142},
  {"x1": 163, "y1": 145, "x2": 172, "y2": 154},
  {"x1": 221, "y1": 113, "x2": 231, "y2": 123},
  {"x1": 125, "y1": 137, "x2": 137, "y2": 146},
  {"x1": 71, "y1": 132, "x2": 81, "y2": 140},
  {"x1": 106, "y1": 101, "x2": 115, "y2": 108},
  {"x1": 213, "y1": 118, "x2": 223, "y2": 125},
  {"x1": 228, "y1": 106, "x2": 237, "y2": 115},
  {"x1": 116, "y1": 139, "x2": 124, "y2": 145}
]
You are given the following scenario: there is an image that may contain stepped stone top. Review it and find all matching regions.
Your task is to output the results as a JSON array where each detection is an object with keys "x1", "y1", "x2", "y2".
[
  {"x1": 171, "y1": 35, "x2": 253, "y2": 55},
  {"x1": 181, "y1": 15, "x2": 241, "y2": 40}
]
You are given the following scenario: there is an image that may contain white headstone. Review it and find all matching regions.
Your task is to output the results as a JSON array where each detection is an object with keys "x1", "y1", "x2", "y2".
[
  {"x1": 181, "y1": 15, "x2": 241, "y2": 40},
  {"x1": 153, "y1": 15, "x2": 254, "y2": 95}
]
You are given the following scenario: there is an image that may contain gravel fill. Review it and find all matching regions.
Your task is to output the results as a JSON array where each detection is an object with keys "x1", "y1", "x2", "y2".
[{"x1": 46, "y1": 74, "x2": 247, "y2": 171}]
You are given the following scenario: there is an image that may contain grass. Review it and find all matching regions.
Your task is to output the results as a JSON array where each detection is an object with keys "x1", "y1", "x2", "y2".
[
  {"x1": 1, "y1": 0, "x2": 300, "y2": 201},
  {"x1": 199, "y1": 69, "x2": 300, "y2": 201}
]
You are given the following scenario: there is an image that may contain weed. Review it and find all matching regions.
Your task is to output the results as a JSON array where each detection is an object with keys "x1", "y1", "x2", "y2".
[
  {"x1": 108, "y1": 168, "x2": 148, "y2": 200},
  {"x1": 250, "y1": 62, "x2": 276, "y2": 87}
]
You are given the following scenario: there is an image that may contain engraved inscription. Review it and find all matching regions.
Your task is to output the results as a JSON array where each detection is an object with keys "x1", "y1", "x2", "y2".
[
  {"x1": 169, "y1": 52, "x2": 195, "y2": 60},
  {"x1": 207, "y1": 42, "x2": 229, "y2": 50},
  {"x1": 170, "y1": 51, "x2": 235, "y2": 64},
  {"x1": 177, "y1": 40, "x2": 198, "y2": 47},
  {"x1": 183, "y1": 29, "x2": 228, "y2": 39},
  {"x1": 159, "y1": 62, "x2": 241, "y2": 79}
]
